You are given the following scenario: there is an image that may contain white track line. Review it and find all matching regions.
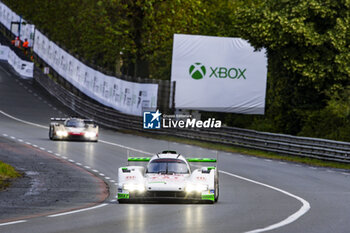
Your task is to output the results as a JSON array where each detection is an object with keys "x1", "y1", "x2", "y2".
[
  {"x1": 0, "y1": 110, "x2": 311, "y2": 231},
  {"x1": 99, "y1": 139, "x2": 153, "y2": 155},
  {"x1": 0, "y1": 110, "x2": 48, "y2": 129},
  {"x1": 0, "y1": 65, "x2": 11, "y2": 76},
  {"x1": 0, "y1": 220, "x2": 27, "y2": 226},
  {"x1": 47, "y1": 204, "x2": 108, "y2": 218},
  {"x1": 220, "y1": 170, "x2": 310, "y2": 233}
]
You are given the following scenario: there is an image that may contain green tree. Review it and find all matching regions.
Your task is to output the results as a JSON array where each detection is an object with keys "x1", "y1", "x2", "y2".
[
  {"x1": 140, "y1": 0, "x2": 205, "y2": 79},
  {"x1": 236, "y1": 0, "x2": 350, "y2": 135},
  {"x1": 3, "y1": 0, "x2": 212, "y2": 79}
]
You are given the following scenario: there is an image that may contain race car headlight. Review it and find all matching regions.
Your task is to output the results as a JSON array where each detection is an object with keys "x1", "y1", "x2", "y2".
[
  {"x1": 85, "y1": 131, "x2": 97, "y2": 138},
  {"x1": 185, "y1": 183, "x2": 208, "y2": 193},
  {"x1": 123, "y1": 183, "x2": 145, "y2": 193},
  {"x1": 56, "y1": 130, "x2": 68, "y2": 137}
]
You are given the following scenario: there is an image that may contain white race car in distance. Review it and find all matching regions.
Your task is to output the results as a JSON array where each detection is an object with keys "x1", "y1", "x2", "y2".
[
  {"x1": 117, "y1": 150, "x2": 219, "y2": 203},
  {"x1": 49, "y1": 117, "x2": 99, "y2": 142}
]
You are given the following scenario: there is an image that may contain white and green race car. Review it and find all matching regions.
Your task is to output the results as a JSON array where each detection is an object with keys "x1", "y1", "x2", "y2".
[{"x1": 117, "y1": 150, "x2": 219, "y2": 203}]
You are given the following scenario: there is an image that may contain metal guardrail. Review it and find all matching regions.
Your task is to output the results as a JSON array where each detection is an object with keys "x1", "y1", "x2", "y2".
[{"x1": 33, "y1": 66, "x2": 350, "y2": 164}]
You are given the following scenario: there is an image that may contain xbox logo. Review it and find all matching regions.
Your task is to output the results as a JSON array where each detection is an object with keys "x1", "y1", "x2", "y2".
[{"x1": 189, "y1": 62, "x2": 206, "y2": 80}]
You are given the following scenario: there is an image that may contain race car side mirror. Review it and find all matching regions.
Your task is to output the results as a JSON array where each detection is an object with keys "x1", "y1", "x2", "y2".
[
  {"x1": 122, "y1": 168, "x2": 131, "y2": 173},
  {"x1": 201, "y1": 166, "x2": 216, "y2": 173}
]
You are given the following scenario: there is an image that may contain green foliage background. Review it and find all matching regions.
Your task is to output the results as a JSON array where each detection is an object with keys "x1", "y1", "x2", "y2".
[{"x1": 4, "y1": 0, "x2": 350, "y2": 141}]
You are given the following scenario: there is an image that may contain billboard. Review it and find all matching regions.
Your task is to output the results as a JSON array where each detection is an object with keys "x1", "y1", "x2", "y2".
[{"x1": 171, "y1": 34, "x2": 267, "y2": 114}]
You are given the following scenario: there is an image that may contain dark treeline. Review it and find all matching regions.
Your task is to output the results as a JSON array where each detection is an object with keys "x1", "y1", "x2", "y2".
[{"x1": 4, "y1": 0, "x2": 350, "y2": 141}]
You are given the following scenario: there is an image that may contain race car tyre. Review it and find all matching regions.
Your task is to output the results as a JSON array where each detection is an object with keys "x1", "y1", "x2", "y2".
[
  {"x1": 215, "y1": 179, "x2": 219, "y2": 202},
  {"x1": 49, "y1": 127, "x2": 54, "y2": 140},
  {"x1": 118, "y1": 199, "x2": 129, "y2": 204}
]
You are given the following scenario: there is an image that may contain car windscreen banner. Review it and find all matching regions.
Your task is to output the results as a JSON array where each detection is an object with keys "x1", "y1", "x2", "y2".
[{"x1": 171, "y1": 34, "x2": 267, "y2": 114}]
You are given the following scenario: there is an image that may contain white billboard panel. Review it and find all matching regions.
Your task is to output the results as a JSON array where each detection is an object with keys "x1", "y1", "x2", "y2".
[
  {"x1": 0, "y1": 45, "x2": 9, "y2": 60},
  {"x1": 0, "y1": 2, "x2": 34, "y2": 45},
  {"x1": 171, "y1": 34, "x2": 267, "y2": 114},
  {"x1": 33, "y1": 29, "x2": 158, "y2": 116},
  {"x1": 6, "y1": 48, "x2": 33, "y2": 78}
]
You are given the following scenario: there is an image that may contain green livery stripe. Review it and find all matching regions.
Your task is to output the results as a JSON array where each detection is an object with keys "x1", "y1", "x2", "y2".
[
  {"x1": 187, "y1": 158, "x2": 217, "y2": 162},
  {"x1": 118, "y1": 193, "x2": 130, "y2": 199},
  {"x1": 128, "y1": 157, "x2": 151, "y2": 162},
  {"x1": 202, "y1": 194, "x2": 215, "y2": 201}
]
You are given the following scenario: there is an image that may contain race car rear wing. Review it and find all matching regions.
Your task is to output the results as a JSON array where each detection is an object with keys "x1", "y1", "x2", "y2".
[
  {"x1": 187, "y1": 158, "x2": 217, "y2": 162},
  {"x1": 83, "y1": 119, "x2": 97, "y2": 126},
  {"x1": 187, "y1": 156, "x2": 218, "y2": 173},
  {"x1": 127, "y1": 157, "x2": 217, "y2": 162},
  {"x1": 128, "y1": 157, "x2": 151, "y2": 162},
  {"x1": 50, "y1": 118, "x2": 67, "y2": 126},
  {"x1": 50, "y1": 118, "x2": 68, "y2": 122},
  {"x1": 127, "y1": 156, "x2": 217, "y2": 173},
  {"x1": 126, "y1": 150, "x2": 218, "y2": 168},
  {"x1": 50, "y1": 118, "x2": 97, "y2": 125}
]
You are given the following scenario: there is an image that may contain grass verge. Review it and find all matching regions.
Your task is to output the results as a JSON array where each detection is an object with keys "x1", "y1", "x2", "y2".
[
  {"x1": 0, "y1": 160, "x2": 21, "y2": 190},
  {"x1": 121, "y1": 129, "x2": 350, "y2": 170}
]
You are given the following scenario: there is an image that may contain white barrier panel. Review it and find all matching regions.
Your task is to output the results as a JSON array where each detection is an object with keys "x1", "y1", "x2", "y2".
[
  {"x1": 0, "y1": 2, "x2": 157, "y2": 115},
  {"x1": 0, "y1": 45, "x2": 33, "y2": 78},
  {"x1": 20, "y1": 23, "x2": 35, "y2": 47},
  {"x1": 34, "y1": 30, "x2": 158, "y2": 116},
  {"x1": 0, "y1": 45, "x2": 9, "y2": 60},
  {"x1": 171, "y1": 34, "x2": 267, "y2": 114},
  {"x1": 8, "y1": 49, "x2": 33, "y2": 78},
  {"x1": 0, "y1": 2, "x2": 34, "y2": 46},
  {"x1": 0, "y1": 3, "x2": 18, "y2": 30}
]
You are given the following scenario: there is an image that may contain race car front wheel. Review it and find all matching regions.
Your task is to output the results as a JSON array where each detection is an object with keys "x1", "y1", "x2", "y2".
[{"x1": 49, "y1": 127, "x2": 54, "y2": 140}]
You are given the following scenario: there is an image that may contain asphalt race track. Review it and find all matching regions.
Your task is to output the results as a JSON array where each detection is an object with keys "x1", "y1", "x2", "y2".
[{"x1": 0, "y1": 62, "x2": 350, "y2": 233}]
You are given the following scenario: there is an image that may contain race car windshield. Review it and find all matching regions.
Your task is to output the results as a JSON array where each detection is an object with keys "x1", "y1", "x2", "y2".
[
  {"x1": 147, "y1": 159, "x2": 189, "y2": 174},
  {"x1": 65, "y1": 119, "x2": 85, "y2": 128}
]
